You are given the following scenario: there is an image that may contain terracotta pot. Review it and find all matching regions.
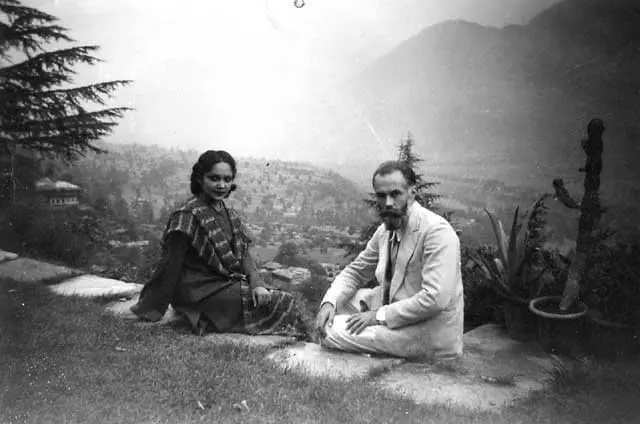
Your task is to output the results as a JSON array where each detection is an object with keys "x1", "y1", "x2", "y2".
[
  {"x1": 529, "y1": 295, "x2": 588, "y2": 354},
  {"x1": 503, "y1": 297, "x2": 537, "y2": 341},
  {"x1": 587, "y1": 309, "x2": 640, "y2": 359}
]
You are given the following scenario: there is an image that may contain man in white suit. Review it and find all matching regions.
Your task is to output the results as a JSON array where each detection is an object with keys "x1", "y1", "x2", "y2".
[{"x1": 315, "y1": 161, "x2": 464, "y2": 361}]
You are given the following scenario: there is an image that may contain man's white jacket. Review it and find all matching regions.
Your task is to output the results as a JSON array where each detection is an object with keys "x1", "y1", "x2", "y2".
[{"x1": 321, "y1": 201, "x2": 464, "y2": 360}]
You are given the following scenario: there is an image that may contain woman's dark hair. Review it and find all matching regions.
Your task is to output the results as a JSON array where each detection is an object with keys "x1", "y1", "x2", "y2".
[
  {"x1": 190, "y1": 150, "x2": 238, "y2": 196},
  {"x1": 372, "y1": 160, "x2": 417, "y2": 187}
]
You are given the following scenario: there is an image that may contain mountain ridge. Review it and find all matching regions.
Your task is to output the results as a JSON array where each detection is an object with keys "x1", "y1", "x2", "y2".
[{"x1": 282, "y1": 0, "x2": 639, "y2": 191}]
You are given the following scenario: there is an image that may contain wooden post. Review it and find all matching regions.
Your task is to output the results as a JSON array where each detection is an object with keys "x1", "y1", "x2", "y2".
[{"x1": 554, "y1": 119, "x2": 606, "y2": 310}]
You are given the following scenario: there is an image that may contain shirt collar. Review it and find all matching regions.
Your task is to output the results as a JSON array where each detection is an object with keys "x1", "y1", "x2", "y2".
[{"x1": 390, "y1": 229, "x2": 403, "y2": 243}]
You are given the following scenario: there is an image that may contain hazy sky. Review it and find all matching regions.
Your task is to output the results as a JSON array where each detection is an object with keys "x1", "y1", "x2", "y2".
[{"x1": 26, "y1": 0, "x2": 561, "y2": 159}]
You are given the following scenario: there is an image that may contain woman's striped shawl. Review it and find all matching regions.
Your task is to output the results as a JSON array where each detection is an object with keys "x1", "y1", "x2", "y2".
[
  {"x1": 162, "y1": 196, "x2": 251, "y2": 277},
  {"x1": 160, "y1": 197, "x2": 307, "y2": 338}
]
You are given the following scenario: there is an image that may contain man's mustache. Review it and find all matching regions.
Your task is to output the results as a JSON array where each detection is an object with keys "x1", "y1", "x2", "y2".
[{"x1": 379, "y1": 209, "x2": 403, "y2": 218}]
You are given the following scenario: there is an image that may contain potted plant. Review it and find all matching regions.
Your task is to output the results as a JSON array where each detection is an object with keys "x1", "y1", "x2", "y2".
[
  {"x1": 582, "y1": 241, "x2": 640, "y2": 358},
  {"x1": 469, "y1": 193, "x2": 553, "y2": 341},
  {"x1": 528, "y1": 295, "x2": 588, "y2": 355},
  {"x1": 529, "y1": 119, "x2": 607, "y2": 354}
]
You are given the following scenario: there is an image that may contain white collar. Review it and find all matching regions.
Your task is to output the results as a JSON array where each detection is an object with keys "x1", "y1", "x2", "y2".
[{"x1": 390, "y1": 229, "x2": 404, "y2": 243}]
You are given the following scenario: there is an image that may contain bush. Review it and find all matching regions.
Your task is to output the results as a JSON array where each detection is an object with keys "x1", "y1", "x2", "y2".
[
  {"x1": 136, "y1": 236, "x2": 163, "y2": 282},
  {"x1": 273, "y1": 240, "x2": 327, "y2": 278},
  {"x1": 461, "y1": 245, "x2": 502, "y2": 330},
  {"x1": 582, "y1": 241, "x2": 640, "y2": 325},
  {"x1": 274, "y1": 241, "x2": 300, "y2": 261},
  {"x1": 1, "y1": 202, "x2": 104, "y2": 267},
  {"x1": 290, "y1": 274, "x2": 330, "y2": 319},
  {"x1": 93, "y1": 235, "x2": 163, "y2": 283}
]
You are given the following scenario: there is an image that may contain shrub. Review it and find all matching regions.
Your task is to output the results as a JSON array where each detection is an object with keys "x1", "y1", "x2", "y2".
[
  {"x1": 274, "y1": 241, "x2": 300, "y2": 261},
  {"x1": 291, "y1": 274, "x2": 330, "y2": 318},
  {"x1": 1, "y1": 202, "x2": 104, "y2": 267},
  {"x1": 461, "y1": 244, "x2": 502, "y2": 330},
  {"x1": 582, "y1": 241, "x2": 640, "y2": 325},
  {"x1": 273, "y1": 241, "x2": 327, "y2": 278},
  {"x1": 468, "y1": 194, "x2": 553, "y2": 302}
]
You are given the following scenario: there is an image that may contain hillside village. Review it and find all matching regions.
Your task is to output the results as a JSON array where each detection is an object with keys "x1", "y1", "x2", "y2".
[
  {"x1": 1, "y1": 142, "x2": 371, "y2": 286},
  {"x1": 7, "y1": 138, "x2": 629, "y2": 289}
]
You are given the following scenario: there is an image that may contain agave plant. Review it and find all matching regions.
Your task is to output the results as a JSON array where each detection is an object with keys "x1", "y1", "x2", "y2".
[{"x1": 470, "y1": 194, "x2": 553, "y2": 303}]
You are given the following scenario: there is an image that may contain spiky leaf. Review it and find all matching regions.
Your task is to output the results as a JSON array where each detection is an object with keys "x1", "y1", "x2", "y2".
[{"x1": 484, "y1": 208, "x2": 508, "y2": 265}]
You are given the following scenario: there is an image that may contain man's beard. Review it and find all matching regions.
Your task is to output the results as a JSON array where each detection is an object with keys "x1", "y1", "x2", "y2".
[{"x1": 379, "y1": 205, "x2": 407, "y2": 231}]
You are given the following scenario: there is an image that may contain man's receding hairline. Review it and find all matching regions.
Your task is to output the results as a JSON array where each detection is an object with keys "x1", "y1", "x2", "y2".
[
  {"x1": 372, "y1": 160, "x2": 417, "y2": 187},
  {"x1": 373, "y1": 169, "x2": 413, "y2": 188}
]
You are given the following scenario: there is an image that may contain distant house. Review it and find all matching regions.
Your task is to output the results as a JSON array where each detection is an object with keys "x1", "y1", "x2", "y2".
[
  {"x1": 288, "y1": 267, "x2": 311, "y2": 283},
  {"x1": 262, "y1": 261, "x2": 283, "y2": 271},
  {"x1": 282, "y1": 210, "x2": 297, "y2": 219},
  {"x1": 271, "y1": 268, "x2": 294, "y2": 282},
  {"x1": 282, "y1": 205, "x2": 301, "y2": 219},
  {"x1": 108, "y1": 240, "x2": 150, "y2": 248},
  {"x1": 270, "y1": 267, "x2": 311, "y2": 285},
  {"x1": 35, "y1": 178, "x2": 83, "y2": 208}
]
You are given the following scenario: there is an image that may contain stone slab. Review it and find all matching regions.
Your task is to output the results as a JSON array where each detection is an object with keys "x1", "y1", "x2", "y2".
[
  {"x1": 50, "y1": 275, "x2": 143, "y2": 297},
  {"x1": 463, "y1": 322, "x2": 522, "y2": 354},
  {"x1": 205, "y1": 333, "x2": 299, "y2": 349},
  {"x1": 0, "y1": 249, "x2": 18, "y2": 263},
  {"x1": 267, "y1": 342, "x2": 405, "y2": 380},
  {"x1": 0, "y1": 257, "x2": 80, "y2": 283},
  {"x1": 461, "y1": 324, "x2": 558, "y2": 380},
  {"x1": 378, "y1": 365, "x2": 547, "y2": 413},
  {"x1": 377, "y1": 324, "x2": 560, "y2": 413}
]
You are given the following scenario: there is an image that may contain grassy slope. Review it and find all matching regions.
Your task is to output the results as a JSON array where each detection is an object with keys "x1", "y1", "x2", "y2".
[{"x1": 2, "y1": 277, "x2": 640, "y2": 424}]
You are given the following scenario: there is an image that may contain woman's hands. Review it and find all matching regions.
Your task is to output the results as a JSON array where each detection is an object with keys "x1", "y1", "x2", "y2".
[{"x1": 252, "y1": 286, "x2": 271, "y2": 307}]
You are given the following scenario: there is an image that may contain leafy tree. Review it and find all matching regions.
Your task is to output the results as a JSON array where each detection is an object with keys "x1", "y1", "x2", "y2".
[
  {"x1": 259, "y1": 222, "x2": 273, "y2": 242},
  {"x1": 260, "y1": 194, "x2": 275, "y2": 212},
  {"x1": 139, "y1": 199, "x2": 155, "y2": 223},
  {"x1": 274, "y1": 241, "x2": 300, "y2": 263},
  {"x1": 111, "y1": 194, "x2": 130, "y2": 223},
  {"x1": 125, "y1": 220, "x2": 139, "y2": 240},
  {"x1": 311, "y1": 233, "x2": 326, "y2": 247},
  {"x1": 158, "y1": 205, "x2": 171, "y2": 224},
  {"x1": 92, "y1": 193, "x2": 108, "y2": 213},
  {"x1": 0, "y1": 0, "x2": 131, "y2": 201},
  {"x1": 306, "y1": 259, "x2": 327, "y2": 277}
]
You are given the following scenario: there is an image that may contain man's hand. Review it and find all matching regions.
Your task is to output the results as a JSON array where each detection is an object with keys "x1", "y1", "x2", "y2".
[
  {"x1": 252, "y1": 286, "x2": 270, "y2": 307},
  {"x1": 315, "y1": 302, "x2": 335, "y2": 338},
  {"x1": 345, "y1": 311, "x2": 377, "y2": 335}
]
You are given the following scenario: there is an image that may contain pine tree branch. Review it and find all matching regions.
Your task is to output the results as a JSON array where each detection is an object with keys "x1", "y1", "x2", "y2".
[
  {"x1": 1, "y1": 1, "x2": 58, "y2": 24},
  {"x1": 14, "y1": 133, "x2": 108, "y2": 158},
  {"x1": 0, "y1": 24, "x2": 72, "y2": 56},
  {"x1": 0, "y1": 0, "x2": 20, "y2": 8},
  {"x1": 0, "y1": 46, "x2": 101, "y2": 89},
  {"x1": 5, "y1": 107, "x2": 130, "y2": 132},
  {"x1": 34, "y1": 81, "x2": 131, "y2": 104},
  {"x1": 1, "y1": 81, "x2": 132, "y2": 120},
  {"x1": 1, "y1": 1, "x2": 71, "y2": 56}
]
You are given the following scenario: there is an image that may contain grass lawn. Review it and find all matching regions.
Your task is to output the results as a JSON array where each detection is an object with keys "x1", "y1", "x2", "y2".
[{"x1": 2, "y1": 277, "x2": 640, "y2": 424}]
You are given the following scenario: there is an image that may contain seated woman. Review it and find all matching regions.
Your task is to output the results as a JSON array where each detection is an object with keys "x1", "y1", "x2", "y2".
[{"x1": 131, "y1": 150, "x2": 308, "y2": 338}]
